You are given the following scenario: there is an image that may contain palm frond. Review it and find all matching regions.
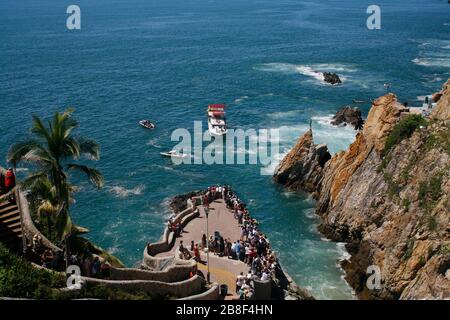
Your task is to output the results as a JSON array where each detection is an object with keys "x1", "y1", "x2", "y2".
[
  {"x1": 31, "y1": 116, "x2": 51, "y2": 142},
  {"x1": 36, "y1": 200, "x2": 59, "y2": 220},
  {"x1": 67, "y1": 163, "x2": 104, "y2": 188},
  {"x1": 7, "y1": 140, "x2": 40, "y2": 165},
  {"x1": 77, "y1": 137, "x2": 100, "y2": 160},
  {"x1": 55, "y1": 206, "x2": 73, "y2": 240},
  {"x1": 22, "y1": 147, "x2": 56, "y2": 166},
  {"x1": 62, "y1": 137, "x2": 81, "y2": 159}
]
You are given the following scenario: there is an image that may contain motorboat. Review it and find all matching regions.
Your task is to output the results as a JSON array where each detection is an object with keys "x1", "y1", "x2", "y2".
[
  {"x1": 207, "y1": 104, "x2": 227, "y2": 136},
  {"x1": 139, "y1": 120, "x2": 155, "y2": 129},
  {"x1": 160, "y1": 150, "x2": 188, "y2": 158}
]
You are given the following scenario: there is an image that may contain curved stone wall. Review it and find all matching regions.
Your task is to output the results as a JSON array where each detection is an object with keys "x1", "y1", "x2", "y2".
[
  {"x1": 110, "y1": 261, "x2": 197, "y2": 283},
  {"x1": 17, "y1": 190, "x2": 62, "y2": 253},
  {"x1": 178, "y1": 283, "x2": 220, "y2": 300},
  {"x1": 143, "y1": 205, "x2": 200, "y2": 270},
  {"x1": 82, "y1": 274, "x2": 205, "y2": 299}
]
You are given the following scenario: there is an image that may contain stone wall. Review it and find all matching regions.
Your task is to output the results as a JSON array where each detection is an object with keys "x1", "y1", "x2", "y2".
[
  {"x1": 252, "y1": 279, "x2": 272, "y2": 300},
  {"x1": 82, "y1": 274, "x2": 205, "y2": 299},
  {"x1": 110, "y1": 261, "x2": 197, "y2": 283},
  {"x1": 178, "y1": 283, "x2": 220, "y2": 300},
  {"x1": 17, "y1": 190, "x2": 62, "y2": 253},
  {"x1": 143, "y1": 205, "x2": 200, "y2": 269}
]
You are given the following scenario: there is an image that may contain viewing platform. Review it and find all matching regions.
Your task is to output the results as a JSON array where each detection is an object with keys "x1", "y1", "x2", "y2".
[
  {"x1": 156, "y1": 198, "x2": 249, "y2": 299},
  {"x1": 144, "y1": 187, "x2": 313, "y2": 300}
]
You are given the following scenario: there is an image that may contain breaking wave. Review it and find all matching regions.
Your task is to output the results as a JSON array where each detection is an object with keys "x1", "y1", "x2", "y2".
[
  {"x1": 255, "y1": 62, "x2": 356, "y2": 85},
  {"x1": 109, "y1": 184, "x2": 145, "y2": 198}
]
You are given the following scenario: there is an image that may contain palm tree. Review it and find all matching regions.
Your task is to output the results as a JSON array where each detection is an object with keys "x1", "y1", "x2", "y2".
[{"x1": 7, "y1": 109, "x2": 104, "y2": 242}]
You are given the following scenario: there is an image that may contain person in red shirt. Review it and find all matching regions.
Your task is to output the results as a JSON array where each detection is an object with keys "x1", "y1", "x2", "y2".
[
  {"x1": 5, "y1": 168, "x2": 15, "y2": 192},
  {"x1": 193, "y1": 244, "x2": 200, "y2": 262}
]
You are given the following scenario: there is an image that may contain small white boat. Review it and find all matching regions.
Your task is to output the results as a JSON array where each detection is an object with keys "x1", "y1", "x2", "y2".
[
  {"x1": 160, "y1": 150, "x2": 188, "y2": 158},
  {"x1": 207, "y1": 104, "x2": 227, "y2": 136},
  {"x1": 139, "y1": 120, "x2": 155, "y2": 129}
]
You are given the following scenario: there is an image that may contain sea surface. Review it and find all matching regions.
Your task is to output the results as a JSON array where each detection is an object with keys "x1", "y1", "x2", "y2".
[{"x1": 1, "y1": 0, "x2": 449, "y2": 299}]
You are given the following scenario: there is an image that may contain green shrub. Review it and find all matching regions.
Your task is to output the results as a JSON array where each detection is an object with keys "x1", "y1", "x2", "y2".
[
  {"x1": 0, "y1": 243, "x2": 154, "y2": 300},
  {"x1": 0, "y1": 243, "x2": 65, "y2": 299},
  {"x1": 402, "y1": 197, "x2": 410, "y2": 211},
  {"x1": 418, "y1": 172, "x2": 444, "y2": 209},
  {"x1": 429, "y1": 173, "x2": 443, "y2": 201},
  {"x1": 403, "y1": 239, "x2": 415, "y2": 261},
  {"x1": 383, "y1": 114, "x2": 426, "y2": 157},
  {"x1": 427, "y1": 216, "x2": 437, "y2": 231}
]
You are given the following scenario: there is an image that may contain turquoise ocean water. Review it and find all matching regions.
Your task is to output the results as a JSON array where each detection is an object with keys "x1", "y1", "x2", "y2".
[{"x1": 1, "y1": 0, "x2": 449, "y2": 299}]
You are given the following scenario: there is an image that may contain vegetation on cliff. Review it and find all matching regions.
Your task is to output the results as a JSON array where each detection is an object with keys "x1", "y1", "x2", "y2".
[
  {"x1": 0, "y1": 242, "x2": 150, "y2": 299},
  {"x1": 382, "y1": 114, "x2": 426, "y2": 157}
]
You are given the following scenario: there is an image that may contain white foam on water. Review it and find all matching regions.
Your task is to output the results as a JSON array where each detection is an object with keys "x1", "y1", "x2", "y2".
[
  {"x1": 336, "y1": 242, "x2": 351, "y2": 261},
  {"x1": 109, "y1": 184, "x2": 145, "y2": 198},
  {"x1": 295, "y1": 65, "x2": 325, "y2": 82},
  {"x1": 304, "y1": 208, "x2": 316, "y2": 219},
  {"x1": 412, "y1": 38, "x2": 450, "y2": 68},
  {"x1": 259, "y1": 150, "x2": 288, "y2": 175},
  {"x1": 255, "y1": 62, "x2": 356, "y2": 85},
  {"x1": 146, "y1": 137, "x2": 162, "y2": 148},
  {"x1": 413, "y1": 57, "x2": 450, "y2": 68},
  {"x1": 267, "y1": 110, "x2": 303, "y2": 120},
  {"x1": 259, "y1": 115, "x2": 356, "y2": 175},
  {"x1": 234, "y1": 95, "x2": 249, "y2": 103}
]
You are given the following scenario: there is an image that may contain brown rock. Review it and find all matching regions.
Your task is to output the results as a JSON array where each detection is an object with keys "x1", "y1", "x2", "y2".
[{"x1": 273, "y1": 130, "x2": 331, "y2": 194}]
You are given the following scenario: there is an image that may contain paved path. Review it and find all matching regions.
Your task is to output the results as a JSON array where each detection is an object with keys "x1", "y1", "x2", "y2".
[{"x1": 156, "y1": 199, "x2": 249, "y2": 299}]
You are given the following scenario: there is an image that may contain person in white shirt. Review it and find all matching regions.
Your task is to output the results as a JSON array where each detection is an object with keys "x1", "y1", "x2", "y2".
[
  {"x1": 261, "y1": 271, "x2": 270, "y2": 281},
  {"x1": 236, "y1": 272, "x2": 245, "y2": 293}
]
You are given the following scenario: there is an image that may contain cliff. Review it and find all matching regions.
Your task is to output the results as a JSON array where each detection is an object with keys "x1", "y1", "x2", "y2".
[
  {"x1": 273, "y1": 130, "x2": 331, "y2": 197},
  {"x1": 274, "y1": 80, "x2": 450, "y2": 299}
]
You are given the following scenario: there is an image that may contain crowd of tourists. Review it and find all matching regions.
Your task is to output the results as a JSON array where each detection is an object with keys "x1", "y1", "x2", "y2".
[
  {"x1": 30, "y1": 234, "x2": 111, "y2": 278},
  {"x1": 198, "y1": 185, "x2": 278, "y2": 300},
  {"x1": 155, "y1": 184, "x2": 278, "y2": 299}
]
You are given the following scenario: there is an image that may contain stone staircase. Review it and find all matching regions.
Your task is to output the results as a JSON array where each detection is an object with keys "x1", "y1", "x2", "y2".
[{"x1": 0, "y1": 197, "x2": 23, "y2": 251}]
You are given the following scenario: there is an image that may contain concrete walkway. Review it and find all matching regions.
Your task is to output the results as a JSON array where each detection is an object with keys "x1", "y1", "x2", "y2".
[{"x1": 156, "y1": 199, "x2": 249, "y2": 299}]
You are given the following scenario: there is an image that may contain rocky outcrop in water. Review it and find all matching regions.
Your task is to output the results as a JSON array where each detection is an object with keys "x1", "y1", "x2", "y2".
[
  {"x1": 323, "y1": 72, "x2": 342, "y2": 85},
  {"x1": 273, "y1": 130, "x2": 331, "y2": 197},
  {"x1": 275, "y1": 79, "x2": 450, "y2": 300},
  {"x1": 169, "y1": 190, "x2": 203, "y2": 213},
  {"x1": 331, "y1": 106, "x2": 364, "y2": 130}
]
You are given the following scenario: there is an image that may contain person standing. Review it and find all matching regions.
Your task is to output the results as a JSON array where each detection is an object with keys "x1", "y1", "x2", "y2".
[
  {"x1": 5, "y1": 168, "x2": 15, "y2": 193},
  {"x1": 236, "y1": 272, "x2": 245, "y2": 293},
  {"x1": 235, "y1": 241, "x2": 241, "y2": 261},
  {"x1": 193, "y1": 244, "x2": 200, "y2": 262},
  {"x1": 201, "y1": 233, "x2": 207, "y2": 250}
]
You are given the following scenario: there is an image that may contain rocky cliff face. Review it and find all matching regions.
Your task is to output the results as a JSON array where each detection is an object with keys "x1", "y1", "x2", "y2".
[
  {"x1": 273, "y1": 130, "x2": 331, "y2": 197},
  {"x1": 274, "y1": 80, "x2": 450, "y2": 300}
]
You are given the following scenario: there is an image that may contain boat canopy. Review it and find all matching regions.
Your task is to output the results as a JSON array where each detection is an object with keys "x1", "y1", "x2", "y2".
[{"x1": 207, "y1": 104, "x2": 226, "y2": 116}]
